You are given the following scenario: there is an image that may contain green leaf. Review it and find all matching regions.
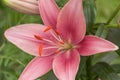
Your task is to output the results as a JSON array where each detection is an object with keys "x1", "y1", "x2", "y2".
[
  {"x1": 76, "y1": 56, "x2": 88, "y2": 80},
  {"x1": 83, "y1": 0, "x2": 97, "y2": 33},
  {"x1": 91, "y1": 62, "x2": 120, "y2": 80},
  {"x1": 107, "y1": 28, "x2": 120, "y2": 46},
  {"x1": 38, "y1": 70, "x2": 58, "y2": 80},
  {"x1": 56, "y1": 0, "x2": 68, "y2": 7},
  {"x1": 107, "y1": 28, "x2": 120, "y2": 55},
  {"x1": 112, "y1": 64, "x2": 120, "y2": 73}
]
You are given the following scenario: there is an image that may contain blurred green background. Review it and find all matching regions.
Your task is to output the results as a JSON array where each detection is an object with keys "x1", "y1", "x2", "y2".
[{"x1": 0, "y1": 0, "x2": 120, "y2": 80}]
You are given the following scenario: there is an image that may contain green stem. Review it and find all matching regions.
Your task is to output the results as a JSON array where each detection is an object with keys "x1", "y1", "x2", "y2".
[
  {"x1": 105, "y1": 24, "x2": 119, "y2": 28},
  {"x1": 17, "y1": 15, "x2": 26, "y2": 25},
  {"x1": 106, "y1": 4, "x2": 120, "y2": 25},
  {"x1": 94, "y1": 24, "x2": 119, "y2": 29},
  {"x1": 0, "y1": 43, "x2": 5, "y2": 52}
]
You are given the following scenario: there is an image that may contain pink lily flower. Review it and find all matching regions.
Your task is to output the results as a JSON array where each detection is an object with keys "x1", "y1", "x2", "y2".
[{"x1": 5, "y1": 0, "x2": 118, "y2": 80}]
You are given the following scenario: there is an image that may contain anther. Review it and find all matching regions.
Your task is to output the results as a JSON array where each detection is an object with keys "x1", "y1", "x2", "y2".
[
  {"x1": 55, "y1": 49, "x2": 60, "y2": 54},
  {"x1": 44, "y1": 26, "x2": 52, "y2": 32},
  {"x1": 34, "y1": 35, "x2": 43, "y2": 40},
  {"x1": 39, "y1": 44, "x2": 43, "y2": 56},
  {"x1": 59, "y1": 41, "x2": 64, "y2": 45},
  {"x1": 55, "y1": 29, "x2": 61, "y2": 35}
]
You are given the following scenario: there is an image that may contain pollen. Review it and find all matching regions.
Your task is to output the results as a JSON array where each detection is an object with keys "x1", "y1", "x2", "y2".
[
  {"x1": 34, "y1": 35, "x2": 43, "y2": 40},
  {"x1": 39, "y1": 44, "x2": 43, "y2": 56},
  {"x1": 44, "y1": 26, "x2": 52, "y2": 32}
]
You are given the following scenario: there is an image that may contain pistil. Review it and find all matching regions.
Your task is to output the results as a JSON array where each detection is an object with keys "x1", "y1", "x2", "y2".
[{"x1": 63, "y1": 43, "x2": 73, "y2": 50}]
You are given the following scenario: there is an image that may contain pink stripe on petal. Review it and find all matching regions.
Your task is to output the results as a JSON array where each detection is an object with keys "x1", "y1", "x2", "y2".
[
  {"x1": 53, "y1": 49, "x2": 80, "y2": 80},
  {"x1": 19, "y1": 56, "x2": 53, "y2": 80},
  {"x1": 39, "y1": 0, "x2": 60, "y2": 29},
  {"x1": 78, "y1": 35, "x2": 118, "y2": 56},
  {"x1": 57, "y1": 0, "x2": 86, "y2": 44}
]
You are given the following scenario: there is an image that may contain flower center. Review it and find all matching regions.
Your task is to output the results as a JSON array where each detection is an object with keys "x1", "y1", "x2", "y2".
[
  {"x1": 34, "y1": 26, "x2": 75, "y2": 56},
  {"x1": 60, "y1": 42, "x2": 74, "y2": 50}
]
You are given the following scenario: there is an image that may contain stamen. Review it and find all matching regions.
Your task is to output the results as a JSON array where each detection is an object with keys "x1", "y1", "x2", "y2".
[
  {"x1": 55, "y1": 29, "x2": 61, "y2": 35},
  {"x1": 39, "y1": 44, "x2": 43, "y2": 56},
  {"x1": 34, "y1": 35, "x2": 43, "y2": 40},
  {"x1": 51, "y1": 31, "x2": 60, "y2": 41},
  {"x1": 43, "y1": 38, "x2": 55, "y2": 44},
  {"x1": 55, "y1": 49, "x2": 60, "y2": 54},
  {"x1": 59, "y1": 41, "x2": 64, "y2": 45},
  {"x1": 44, "y1": 26, "x2": 52, "y2": 32}
]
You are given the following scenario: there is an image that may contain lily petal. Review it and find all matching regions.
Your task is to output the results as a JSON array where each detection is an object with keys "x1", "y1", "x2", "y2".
[
  {"x1": 57, "y1": 0, "x2": 86, "y2": 44},
  {"x1": 78, "y1": 36, "x2": 119, "y2": 56},
  {"x1": 38, "y1": 0, "x2": 60, "y2": 29},
  {"x1": 19, "y1": 56, "x2": 53, "y2": 80},
  {"x1": 53, "y1": 49, "x2": 80, "y2": 80},
  {"x1": 4, "y1": 24, "x2": 57, "y2": 56}
]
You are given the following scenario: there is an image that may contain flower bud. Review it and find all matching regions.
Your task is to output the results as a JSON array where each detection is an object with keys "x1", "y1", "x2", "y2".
[{"x1": 3, "y1": 0, "x2": 39, "y2": 14}]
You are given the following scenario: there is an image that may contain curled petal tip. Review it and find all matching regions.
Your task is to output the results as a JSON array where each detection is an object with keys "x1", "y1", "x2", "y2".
[{"x1": 114, "y1": 45, "x2": 119, "y2": 50}]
